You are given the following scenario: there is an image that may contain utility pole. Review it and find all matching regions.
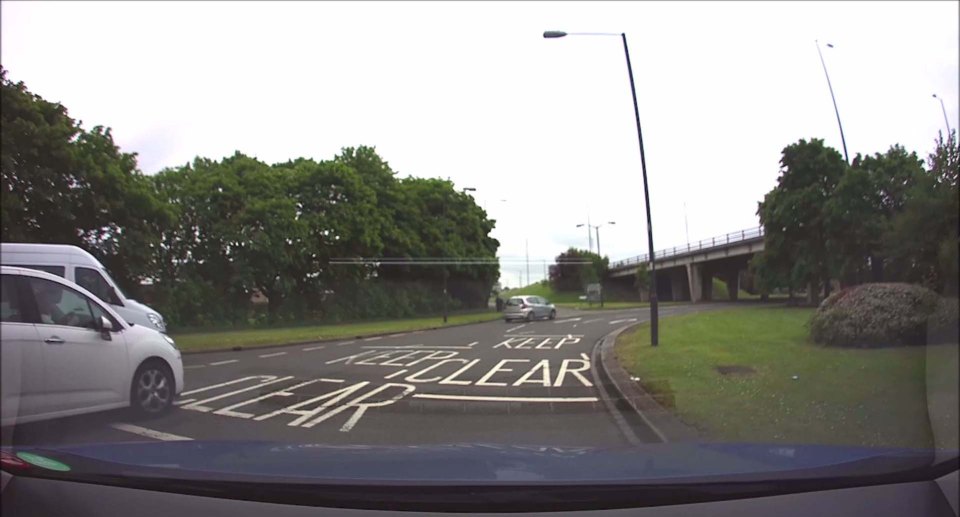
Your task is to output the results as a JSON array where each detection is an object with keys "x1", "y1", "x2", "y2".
[{"x1": 525, "y1": 239, "x2": 530, "y2": 287}]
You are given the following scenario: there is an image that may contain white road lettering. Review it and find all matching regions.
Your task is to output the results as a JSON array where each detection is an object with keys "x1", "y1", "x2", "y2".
[
  {"x1": 439, "y1": 359, "x2": 482, "y2": 385},
  {"x1": 254, "y1": 380, "x2": 367, "y2": 426},
  {"x1": 303, "y1": 383, "x2": 415, "y2": 431},
  {"x1": 534, "y1": 338, "x2": 553, "y2": 349},
  {"x1": 554, "y1": 356, "x2": 593, "y2": 387},
  {"x1": 379, "y1": 351, "x2": 424, "y2": 367},
  {"x1": 555, "y1": 336, "x2": 581, "y2": 349},
  {"x1": 476, "y1": 359, "x2": 529, "y2": 387},
  {"x1": 513, "y1": 360, "x2": 552, "y2": 386},
  {"x1": 213, "y1": 379, "x2": 322, "y2": 419},
  {"x1": 412, "y1": 394, "x2": 598, "y2": 403},
  {"x1": 355, "y1": 351, "x2": 401, "y2": 366},
  {"x1": 513, "y1": 338, "x2": 536, "y2": 349},
  {"x1": 405, "y1": 350, "x2": 458, "y2": 367},
  {"x1": 182, "y1": 376, "x2": 295, "y2": 412},
  {"x1": 325, "y1": 350, "x2": 378, "y2": 365},
  {"x1": 383, "y1": 369, "x2": 409, "y2": 379},
  {"x1": 181, "y1": 376, "x2": 281, "y2": 397},
  {"x1": 404, "y1": 358, "x2": 468, "y2": 383}
]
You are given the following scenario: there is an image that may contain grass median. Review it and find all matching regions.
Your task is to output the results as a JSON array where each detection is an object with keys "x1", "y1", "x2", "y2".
[
  {"x1": 172, "y1": 311, "x2": 502, "y2": 353},
  {"x1": 615, "y1": 306, "x2": 959, "y2": 449}
]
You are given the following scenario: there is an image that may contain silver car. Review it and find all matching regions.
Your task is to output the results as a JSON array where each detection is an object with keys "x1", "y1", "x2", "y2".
[{"x1": 503, "y1": 295, "x2": 556, "y2": 322}]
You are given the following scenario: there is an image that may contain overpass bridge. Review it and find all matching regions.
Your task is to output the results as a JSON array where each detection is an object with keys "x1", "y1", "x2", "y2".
[{"x1": 607, "y1": 226, "x2": 765, "y2": 302}]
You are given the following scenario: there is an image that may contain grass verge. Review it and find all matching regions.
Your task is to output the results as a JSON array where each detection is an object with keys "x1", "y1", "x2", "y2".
[
  {"x1": 615, "y1": 306, "x2": 959, "y2": 449},
  {"x1": 173, "y1": 311, "x2": 501, "y2": 352}
]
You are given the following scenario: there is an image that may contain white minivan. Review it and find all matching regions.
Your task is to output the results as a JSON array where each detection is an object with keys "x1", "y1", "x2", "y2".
[
  {"x1": 1, "y1": 243, "x2": 167, "y2": 333},
  {"x1": 1, "y1": 266, "x2": 183, "y2": 426}
]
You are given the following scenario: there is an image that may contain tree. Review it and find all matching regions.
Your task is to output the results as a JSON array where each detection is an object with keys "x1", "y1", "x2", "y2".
[
  {"x1": 757, "y1": 139, "x2": 847, "y2": 303},
  {"x1": 633, "y1": 263, "x2": 650, "y2": 296},
  {"x1": 550, "y1": 248, "x2": 606, "y2": 292},
  {"x1": 1, "y1": 66, "x2": 168, "y2": 295},
  {"x1": 883, "y1": 131, "x2": 959, "y2": 294}
]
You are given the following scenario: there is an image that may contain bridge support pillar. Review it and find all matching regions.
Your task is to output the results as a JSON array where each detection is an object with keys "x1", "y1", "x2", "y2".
[
  {"x1": 723, "y1": 269, "x2": 740, "y2": 301},
  {"x1": 670, "y1": 269, "x2": 688, "y2": 302},
  {"x1": 687, "y1": 264, "x2": 713, "y2": 302}
]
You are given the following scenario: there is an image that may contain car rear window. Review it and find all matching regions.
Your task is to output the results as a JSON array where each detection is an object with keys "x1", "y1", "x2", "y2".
[{"x1": 506, "y1": 297, "x2": 524, "y2": 306}]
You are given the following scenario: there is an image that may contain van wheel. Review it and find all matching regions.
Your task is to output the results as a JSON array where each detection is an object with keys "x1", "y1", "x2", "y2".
[{"x1": 130, "y1": 361, "x2": 174, "y2": 418}]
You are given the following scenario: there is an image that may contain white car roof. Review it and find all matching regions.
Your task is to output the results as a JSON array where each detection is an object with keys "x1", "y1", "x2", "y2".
[
  {"x1": 0, "y1": 265, "x2": 129, "y2": 329},
  {"x1": 0, "y1": 242, "x2": 103, "y2": 267}
]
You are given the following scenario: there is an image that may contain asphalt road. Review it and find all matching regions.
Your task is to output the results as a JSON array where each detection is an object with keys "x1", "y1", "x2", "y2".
[{"x1": 3, "y1": 304, "x2": 720, "y2": 449}]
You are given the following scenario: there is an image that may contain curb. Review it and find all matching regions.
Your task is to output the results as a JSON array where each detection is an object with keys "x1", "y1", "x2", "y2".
[
  {"x1": 178, "y1": 315, "x2": 503, "y2": 355},
  {"x1": 593, "y1": 322, "x2": 700, "y2": 443}
]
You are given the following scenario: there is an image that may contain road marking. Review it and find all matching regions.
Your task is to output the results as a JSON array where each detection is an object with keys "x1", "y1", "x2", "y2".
[
  {"x1": 213, "y1": 379, "x2": 323, "y2": 419},
  {"x1": 384, "y1": 369, "x2": 408, "y2": 379},
  {"x1": 337, "y1": 340, "x2": 356, "y2": 346},
  {"x1": 209, "y1": 359, "x2": 238, "y2": 366},
  {"x1": 363, "y1": 336, "x2": 383, "y2": 342},
  {"x1": 181, "y1": 376, "x2": 280, "y2": 396},
  {"x1": 411, "y1": 394, "x2": 598, "y2": 403},
  {"x1": 174, "y1": 399, "x2": 195, "y2": 406},
  {"x1": 388, "y1": 333, "x2": 407, "y2": 338},
  {"x1": 109, "y1": 423, "x2": 193, "y2": 441},
  {"x1": 302, "y1": 345, "x2": 325, "y2": 351},
  {"x1": 181, "y1": 376, "x2": 296, "y2": 412},
  {"x1": 553, "y1": 317, "x2": 581, "y2": 324},
  {"x1": 362, "y1": 342, "x2": 477, "y2": 350},
  {"x1": 609, "y1": 318, "x2": 638, "y2": 325},
  {"x1": 259, "y1": 352, "x2": 287, "y2": 358},
  {"x1": 582, "y1": 318, "x2": 603, "y2": 324},
  {"x1": 184, "y1": 365, "x2": 206, "y2": 370},
  {"x1": 505, "y1": 324, "x2": 526, "y2": 333}
]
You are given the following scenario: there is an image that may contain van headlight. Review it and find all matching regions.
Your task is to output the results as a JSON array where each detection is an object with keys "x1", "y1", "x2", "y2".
[
  {"x1": 147, "y1": 313, "x2": 166, "y2": 331},
  {"x1": 162, "y1": 334, "x2": 178, "y2": 350}
]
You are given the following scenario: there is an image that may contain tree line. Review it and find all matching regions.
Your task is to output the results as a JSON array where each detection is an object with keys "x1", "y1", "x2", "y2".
[
  {"x1": 1, "y1": 67, "x2": 500, "y2": 328},
  {"x1": 755, "y1": 134, "x2": 958, "y2": 303}
]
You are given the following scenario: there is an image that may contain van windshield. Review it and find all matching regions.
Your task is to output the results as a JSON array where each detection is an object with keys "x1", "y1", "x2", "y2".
[{"x1": 102, "y1": 268, "x2": 126, "y2": 299}]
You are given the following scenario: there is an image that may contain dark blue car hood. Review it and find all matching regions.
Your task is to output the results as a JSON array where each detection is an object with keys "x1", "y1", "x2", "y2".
[{"x1": 5, "y1": 440, "x2": 953, "y2": 484}]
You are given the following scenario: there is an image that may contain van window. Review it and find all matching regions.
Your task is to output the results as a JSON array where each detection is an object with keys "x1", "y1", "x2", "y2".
[
  {"x1": 9, "y1": 264, "x2": 65, "y2": 278},
  {"x1": 76, "y1": 267, "x2": 123, "y2": 306},
  {"x1": 1, "y1": 275, "x2": 23, "y2": 322}
]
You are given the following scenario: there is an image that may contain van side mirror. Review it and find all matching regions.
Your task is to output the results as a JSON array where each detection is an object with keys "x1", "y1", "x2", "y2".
[{"x1": 99, "y1": 316, "x2": 113, "y2": 340}]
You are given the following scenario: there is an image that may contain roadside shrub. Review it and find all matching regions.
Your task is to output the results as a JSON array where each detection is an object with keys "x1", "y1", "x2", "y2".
[{"x1": 809, "y1": 283, "x2": 947, "y2": 347}]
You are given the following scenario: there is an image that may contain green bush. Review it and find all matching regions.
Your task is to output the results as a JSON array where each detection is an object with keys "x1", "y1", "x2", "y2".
[{"x1": 809, "y1": 283, "x2": 951, "y2": 347}]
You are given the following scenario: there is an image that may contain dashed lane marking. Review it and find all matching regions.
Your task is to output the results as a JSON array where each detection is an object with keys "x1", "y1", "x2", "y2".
[
  {"x1": 582, "y1": 318, "x2": 603, "y2": 324},
  {"x1": 302, "y1": 345, "x2": 326, "y2": 351},
  {"x1": 109, "y1": 423, "x2": 193, "y2": 441},
  {"x1": 609, "y1": 318, "x2": 638, "y2": 325},
  {"x1": 337, "y1": 340, "x2": 356, "y2": 346},
  {"x1": 362, "y1": 342, "x2": 478, "y2": 350},
  {"x1": 553, "y1": 318, "x2": 582, "y2": 324},
  {"x1": 184, "y1": 365, "x2": 206, "y2": 370},
  {"x1": 209, "y1": 359, "x2": 239, "y2": 366},
  {"x1": 259, "y1": 352, "x2": 288, "y2": 358},
  {"x1": 363, "y1": 336, "x2": 383, "y2": 342},
  {"x1": 388, "y1": 333, "x2": 407, "y2": 338},
  {"x1": 505, "y1": 324, "x2": 526, "y2": 333}
]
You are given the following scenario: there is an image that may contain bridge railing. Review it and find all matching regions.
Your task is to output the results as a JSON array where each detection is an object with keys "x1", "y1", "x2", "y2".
[{"x1": 610, "y1": 226, "x2": 764, "y2": 270}]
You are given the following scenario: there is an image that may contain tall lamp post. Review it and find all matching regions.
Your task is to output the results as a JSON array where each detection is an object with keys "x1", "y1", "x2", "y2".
[
  {"x1": 932, "y1": 94, "x2": 952, "y2": 135},
  {"x1": 545, "y1": 30, "x2": 659, "y2": 345},
  {"x1": 443, "y1": 186, "x2": 477, "y2": 324},
  {"x1": 577, "y1": 221, "x2": 616, "y2": 307},
  {"x1": 815, "y1": 40, "x2": 849, "y2": 164}
]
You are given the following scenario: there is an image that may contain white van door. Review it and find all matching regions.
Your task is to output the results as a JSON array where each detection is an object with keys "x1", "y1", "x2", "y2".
[
  {"x1": 24, "y1": 276, "x2": 129, "y2": 414},
  {"x1": 1, "y1": 274, "x2": 46, "y2": 424}
]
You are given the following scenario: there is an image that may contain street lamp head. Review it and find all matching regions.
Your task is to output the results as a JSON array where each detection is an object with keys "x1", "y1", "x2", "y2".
[
  {"x1": 608, "y1": 221, "x2": 617, "y2": 225},
  {"x1": 543, "y1": 31, "x2": 567, "y2": 39},
  {"x1": 576, "y1": 223, "x2": 585, "y2": 228},
  {"x1": 932, "y1": 93, "x2": 939, "y2": 99},
  {"x1": 826, "y1": 43, "x2": 834, "y2": 48},
  {"x1": 462, "y1": 187, "x2": 477, "y2": 192}
]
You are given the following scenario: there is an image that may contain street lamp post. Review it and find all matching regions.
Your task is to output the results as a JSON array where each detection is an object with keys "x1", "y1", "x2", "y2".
[
  {"x1": 545, "y1": 30, "x2": 659, "y2": 345},
  {"x1": 577, "y1": 221, "x2": 616, "y2": 307},
  {"x1": 815, "y1": 40, "x2": 850, "y2": 164},
  {"x1": 933, "y1": 94, "x2": 952, "y2": 135},
  {"x1": 443, "y1": 186, "x2": 477, "y2": 324}
]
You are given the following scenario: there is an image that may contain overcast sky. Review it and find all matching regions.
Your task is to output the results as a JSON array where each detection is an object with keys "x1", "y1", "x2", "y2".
[{"x1": 2, "y1": 1, "x2": 957, "y2": 287}]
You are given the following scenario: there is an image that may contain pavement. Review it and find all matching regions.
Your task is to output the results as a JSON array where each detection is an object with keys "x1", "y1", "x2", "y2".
[{"x1": 2, "y1": 304, "x2": 725, "y2": 449}]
